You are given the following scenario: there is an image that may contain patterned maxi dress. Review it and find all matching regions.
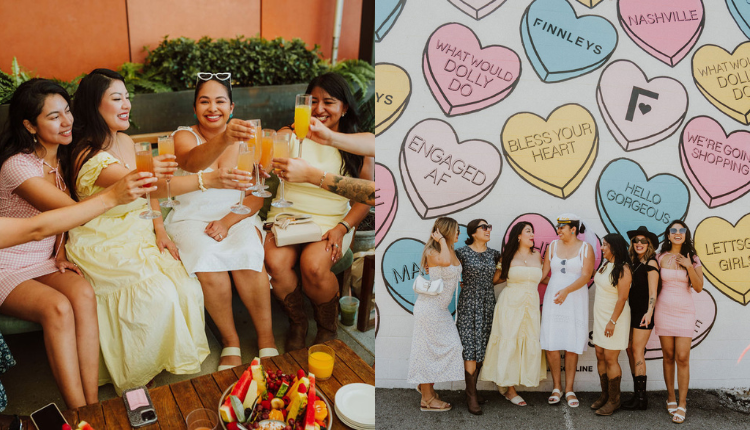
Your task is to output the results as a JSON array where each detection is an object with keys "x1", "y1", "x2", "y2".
[
  {"x1": 455, "y1": 246, "x2": 500, "y2": 362},
  {"x1": 407, "y1": 264, "x2": 464, "y2": 384}
]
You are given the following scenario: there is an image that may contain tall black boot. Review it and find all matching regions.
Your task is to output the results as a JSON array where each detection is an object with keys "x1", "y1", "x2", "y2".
[
  {"x1": 621, "y1": 373, "x2": 639, "y2": 410},
  {"x1": 635, "y1": 375, "x2": 648, "y2": 410}
]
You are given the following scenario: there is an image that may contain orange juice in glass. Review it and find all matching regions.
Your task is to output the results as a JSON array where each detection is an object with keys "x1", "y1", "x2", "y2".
[
  {"x1": 230, "y1": 142, "x2": 254, "y2": 215},
  {"x1": 308, "y1": 344, "x2": 335, "y2": 380},
  {"x1": 271, "y1": 133, "x2": 293, "y2": 208},
  {"x1": 295, "y1": 94, "x2": 312, "y2": 157},
  {"x1": 134, "y1": 142, "x2": 161, "y2": 219},
  {"x1": 253, "y1": 129, "x2": 275, "y2": 198},
  {"x1": 157, "y1": 135, "x2": 179, "y2": 207},
  {"x1": 247, "y1": 119, "x2": 262, "y2": 191},
  {"x1": 236, "y1": 150, "x2": 254, "y2": 185}
]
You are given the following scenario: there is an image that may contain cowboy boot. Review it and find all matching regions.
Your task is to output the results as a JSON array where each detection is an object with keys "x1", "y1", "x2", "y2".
[
  {"x1": 278, "y1": 283, "x2": 308, "y2": 352},
  {"x1": 313, "y1": 292, "x2": 340, "y2": 344},
  {"x1": 635, "y1": 375, "x2": 648, "y2": 410},
  {"x1": 595, "y1": 375, "x2": 622, "y2": 416},
  {"x1": 464, "y1": 369, "x2": 482, "y2": 415},
  {"x1": 621, "y1": 373, "x2": 639, "y2": 410},
  {"x1": 590, "y1": 373, "x2": 609, "y2": 409},
  {"x1": 475, "y1": 362, "x2": 487, "y2": 404}
]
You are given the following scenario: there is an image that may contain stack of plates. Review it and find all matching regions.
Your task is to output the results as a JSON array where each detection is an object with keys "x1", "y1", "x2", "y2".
[{"x1": 334, "y1": 383, "x2": 375, "y2": 429}]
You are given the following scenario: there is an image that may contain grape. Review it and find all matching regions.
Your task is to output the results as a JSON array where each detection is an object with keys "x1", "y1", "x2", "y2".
[
  {"x1": 288, "y1": 419, "x2": 295, "y2": 426},
  {"x1": 256, "y1": 405, "x2": 263, "y2": 412},
  {"x1": 262, "y1": 412, "x2": 269, "y2": 420},
  {"x1": 276, "y1": 370, "x2": 283, "y2": 377}
]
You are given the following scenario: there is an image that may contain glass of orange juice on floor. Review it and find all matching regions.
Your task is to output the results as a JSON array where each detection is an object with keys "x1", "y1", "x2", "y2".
[
  {"x1": 157, "y1": 135, "x2": 179, "y2": 207},
  {"x1": 253, "y1": 129, "x2": 275, "y2": 198},
  {"x1": 295, "y1": 94, "x2": 312, "y2": 157},
  {"x1": 185, "y1": 408, "x2": 219, "y2": 430},
  {"x1": 230, "y1": 142, "x2": 255, "y2": 214},
  {"x1": 308, "y1": 344, "x2": 335, "y2": 380},
  {"x1": 134, "y1": 142, "x2": 161, "y2": 220}
]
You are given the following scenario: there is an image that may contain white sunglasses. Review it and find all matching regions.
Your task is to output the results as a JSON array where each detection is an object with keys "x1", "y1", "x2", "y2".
[{"x1": 196, "y1": 72, "x2": 232, "y2": 89}]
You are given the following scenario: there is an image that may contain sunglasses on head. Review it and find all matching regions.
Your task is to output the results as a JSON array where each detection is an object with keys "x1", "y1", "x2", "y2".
[
  {"x1": 631, "y1": 238, "x2": 649, "y2": 245},
  {"x1": 478, "y1": 224, "x2": 492, "y2": 231},
  {"x1": 669, "y1": 227, "x2": 687, "y2": 235},
  {"x1": 196, "y1": 72, "x2": 232, "y2": 89}
]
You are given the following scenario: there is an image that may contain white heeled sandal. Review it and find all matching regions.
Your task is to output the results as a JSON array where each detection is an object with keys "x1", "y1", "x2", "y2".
[
  {"x1": 218, "y1": 346, "x2": 242, "y2": 371},
  {"x1": 259, "y1": 348, "x2": 280, "y2": 358}
]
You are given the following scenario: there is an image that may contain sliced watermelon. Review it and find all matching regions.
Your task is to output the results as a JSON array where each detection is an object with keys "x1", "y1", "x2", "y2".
[{"x1": 304, "y1": 374, "x2": 317, "y2": 430}]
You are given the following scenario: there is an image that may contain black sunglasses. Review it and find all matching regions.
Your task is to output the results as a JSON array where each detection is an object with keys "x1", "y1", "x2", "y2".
[
  {"x1": 478, "y1": 224, "x2": 492, "y2": 231},
  {"x1": 669, "y1": 227, "x2": 687, "y2": 235},
  {"x1": 631, "y1": 238, "x2": 649, "y2": 245}
]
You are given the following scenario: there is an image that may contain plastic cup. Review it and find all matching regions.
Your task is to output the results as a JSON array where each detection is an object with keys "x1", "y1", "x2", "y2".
[
  {"x1": 339, "y1": 296, "x2": 359, "y2": 326},
  {"x1": 185, "y1": 408, "x2": 219, "y2": 430},
  {"x1": 308, "y1": 344, "x2": 335, "y2": 381}
]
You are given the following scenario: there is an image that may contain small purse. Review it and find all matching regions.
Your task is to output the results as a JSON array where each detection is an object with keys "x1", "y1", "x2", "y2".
[
  {"x1": 272, "y1": 213, "x2": 323, "y2": 247},
  {"x1": 412, "y1": 270, "x2": 444, "y2": 296}
]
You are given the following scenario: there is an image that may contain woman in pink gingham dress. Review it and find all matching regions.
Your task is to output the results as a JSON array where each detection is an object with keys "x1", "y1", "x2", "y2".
[{"x1": 655, "y1": 220, "x2": 703, "y2": 425}]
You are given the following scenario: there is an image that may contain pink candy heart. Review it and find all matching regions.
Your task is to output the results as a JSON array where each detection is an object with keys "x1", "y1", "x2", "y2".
[
  {"x1": 375, "y1": 163, "x2": 398, "y2": 248},
  {"x1": 423, "y1": 23, "x2": 521, "y2": 116},
  {"x1": 680, "y1": 116, "x2": 750, "y2": 208}
]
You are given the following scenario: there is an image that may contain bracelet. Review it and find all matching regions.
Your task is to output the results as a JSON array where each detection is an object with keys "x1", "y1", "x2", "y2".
[
  {"x1": 197, "y1": 170, "x2": 207, "y2": 192},
  {"x1": 338, "y1": 220, "x2": 352, "y2": 233},
  {"x1": 318, "y1": 171, "x2": 327, "y2": 188},
  {"x1": 610, "y1": 318, "x2": 617, "y2": 325}
]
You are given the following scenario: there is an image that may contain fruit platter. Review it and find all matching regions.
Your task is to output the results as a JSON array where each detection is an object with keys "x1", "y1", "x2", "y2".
[{"x1": 218, "y1": 357, "x2": 332, "y2": 430}]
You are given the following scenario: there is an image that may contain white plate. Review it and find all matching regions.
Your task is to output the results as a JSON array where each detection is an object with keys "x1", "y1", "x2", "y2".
[
  {"x1": 334, "y1": 383, "x2": 375, "y2": 426},
  {"x1": 335, "y1": 404, "x2": 374, "y2": 429}
]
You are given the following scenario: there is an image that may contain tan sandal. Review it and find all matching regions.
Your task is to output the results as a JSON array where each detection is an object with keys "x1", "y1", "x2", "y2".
[
  {"x1": 672, "y1": 406, "x2": 686, "y2": 424},
  {"x1": 421, "y1": 395, "x2": 452, "y2": 412}
]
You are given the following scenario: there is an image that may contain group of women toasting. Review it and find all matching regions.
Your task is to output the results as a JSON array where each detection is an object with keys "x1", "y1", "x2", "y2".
[
  {"x1": 0, "y1": 69, "x2": 373, "y2": 409},
  {"x1": 408, "y1": 214, "x2": 704, "y2": 424}
]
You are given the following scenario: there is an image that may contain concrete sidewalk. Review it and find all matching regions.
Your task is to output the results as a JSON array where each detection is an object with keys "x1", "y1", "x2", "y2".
[{"x1": 376, "y1": 388, "x2": 750, "y2": 429}]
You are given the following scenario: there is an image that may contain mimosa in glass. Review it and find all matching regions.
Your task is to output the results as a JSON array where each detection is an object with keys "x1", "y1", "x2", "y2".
[
  {"x1": 247, "y1": 119, "x2": 263, "y2": 191},
  {"x1": 230, "y1": 142, "x2": 255, "y2": 214},
  {"x1": 271, "y1": 133, "x2": 293, "y2": 208},
  {"x1": 253, "y1": 129, "x2": 274, "y2": 198},
  {"x1": 308, "y1": 344, "x2": 335, "y2": 380},
  {"x1": 134, "y1": 142, "x2": 161, "y2": 219},
  {"x1": 158, "y1": 135, "x2": 179, "y2": 207},
  {"x1": 295, "y1": 94, "x2": 312, "y2": 157}
]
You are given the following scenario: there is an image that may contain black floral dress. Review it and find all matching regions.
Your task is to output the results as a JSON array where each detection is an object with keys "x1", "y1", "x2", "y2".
[{"x1": 455, "y1": 246, "x2": 500, "y2": 362}]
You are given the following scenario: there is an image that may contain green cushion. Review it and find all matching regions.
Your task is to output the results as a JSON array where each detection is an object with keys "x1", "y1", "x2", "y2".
[
  {"x1": 331, "y1": 249, "x2": 353, "y2": 275},
  {"x1": 0, "y1": 314, "x2": 41, "y2": 335}
]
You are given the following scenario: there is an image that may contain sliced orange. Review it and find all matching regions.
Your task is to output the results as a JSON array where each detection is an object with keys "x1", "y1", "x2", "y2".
[
  {"x1": 313, "y1": 400, "x2": 328, "y2": 421},
  {"x1": 268, "y1": 409, "x2": 284, "y2": 421}
]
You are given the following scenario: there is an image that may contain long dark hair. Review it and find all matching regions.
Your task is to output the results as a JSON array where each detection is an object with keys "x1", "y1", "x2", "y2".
[
  {"x1": 464, "y1": 218, "x2": 488, "y2": 245},
  {"x1": 305, "y1": 73, "x2": 364, "y2": 177},
  {"x1": 659, "y1": 220, "x2": 697, "y2": 269},
  {"x1": 0, "y1": 79, "x2": 72, "y2": 168},
  {"x1": 603, "y1": 233, "x2": 630, "y2": 287},
  {"x1": 66, "y1": 68, "x2": 126, "y2": 199},
  {"x1": 500, "y1": 222, "x2": 534, "y2": 280}
]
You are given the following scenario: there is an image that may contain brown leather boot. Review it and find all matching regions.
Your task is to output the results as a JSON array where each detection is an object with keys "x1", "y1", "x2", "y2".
[
  {"x1": 278, "y1": 283, "x2": 308, "y2": 352},
  {"x1": 475, "y1": 362, "x2": 487, "y2": 404},
  {"x1": 595, "y1": 375, "x2": 622, "y2": 416},
  {"x1": 464, "y1": 369, "x2": 482, "y2": 415},
  {"x1": 590, "y1": 373, "x2": 609, "y2": 409},
  {"x1": 312, "y1": 293, "x2": 339, "y2": 344}
]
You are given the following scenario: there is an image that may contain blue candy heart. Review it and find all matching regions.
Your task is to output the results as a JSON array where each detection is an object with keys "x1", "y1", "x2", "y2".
[
  {"x1": 727, "y1": 0, "x2": 750, "y2": 39},
  {"x1": 376, "y1": 0, "x2": 406, "y2": 42},
  {"x1": 596, "y1": 158, "x2": 690, "y2": 242},
  {"x1": 520, "y1": 0, "x2": 618, "y2": 82}
]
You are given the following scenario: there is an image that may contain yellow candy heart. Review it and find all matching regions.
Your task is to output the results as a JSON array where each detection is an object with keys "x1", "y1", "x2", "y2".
[
  {"x1": 694, "y1": 213, "x2": 750, "y2": 305},
  {"x1": 502, "y1": 104, "x2": 598, "y2": 198},
  {"x1": 375, "y1": 63, "x2": 412, "y2": 136},
  {"x1": 693, "y1": 42, "x2": 750, "y2": 125},
  {"x1": 576, "y1": 0, "x2": 603, "y2": 8}
]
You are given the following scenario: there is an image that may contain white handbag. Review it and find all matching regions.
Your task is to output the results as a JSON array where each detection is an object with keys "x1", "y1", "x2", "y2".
[
  {"x1": 412, "y1": 272, "x2": 444, "y2": 296},
  {"x1": 272, "y1": 213, "x2": 323, "y2": 247}
]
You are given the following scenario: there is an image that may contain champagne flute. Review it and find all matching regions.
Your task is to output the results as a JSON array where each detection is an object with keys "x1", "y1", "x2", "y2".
[
  {"x1": 271, "y1": 133, "x2": 293, "y2": 208},
  {"x1": 253, "y1": 129, "x2": 275, "y2": 198},
  {"x1": 134, "y1": 142, "x2": 161, "y2": 219},
  {"x1": 158, "y1": 135, "x2": 179, "y2": 207},
  {"x1": 230, "y1": 142, "x2": 255, "y2": 214},
  {"x1": 294, "y1": 94, "x2": 312, "y2": 158},
  {"x1": 247, "y1": 119, "x2": 262, "y2": 191}
]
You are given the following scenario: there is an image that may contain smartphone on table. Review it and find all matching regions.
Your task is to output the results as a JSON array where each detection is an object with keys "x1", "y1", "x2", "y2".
[
  {"x1": 122, "y1": 386, "x2": 158, "y2": 427},
  {"x1": 30, "y1": 403, "x2": 67, "y2": 430}
]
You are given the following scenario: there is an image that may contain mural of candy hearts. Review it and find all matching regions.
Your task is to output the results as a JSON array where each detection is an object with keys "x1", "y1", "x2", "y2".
[
  {"x1": 520, "y1": 0, "x2": 618, "y2": 83},
  {"x1": 423, "y1": 23, "x2": 521, "y2": 116},
  {"x1": 375, "y1": 0, "x2": 406, "y2": 42},
  {"x1": 503, "y1": 213, "x2": 603, "y2": 304},
  {"x1": 692, "y1": 42, "x2": 750, "y2": 125},
  {"x1": 618, "y1": 0, "x2": 704, "y2": 67},
  {"x1": 679, "y1": 116, "x2": 750, "y2": 208},
  {"x1": 501, "y1": 104, "x2": 598, "y2": 199},
  {"x1": 695, "y1": 214, "x2": 750, "y2": 305},
  {"x1": 375, "y1": 63, "x2": 412, "y2": 136},
  {"x1": 596, "y1": 60, "x2": 688, "y2": 151},
  {"x1": 645, "y1": 288, "x2": 716, "y2": 359},
  {"x1": 400, "y1": 119, "x2": 502, "y2": 219},
  {"x1": 447, "y1": 0, "x2": 506, "y2": 20},
  {"x1": 576, "y1": 0, "x2": 603, "y2": 7},
  {"x1": 596, "y1": 158, "x2": 690, "y2": 242},
  {"x1": 375, "y1": 163, "x2": 398, "y2": 249},
  {"x1": 726, "y1": 0, "x2": 750, "y2": 40}
]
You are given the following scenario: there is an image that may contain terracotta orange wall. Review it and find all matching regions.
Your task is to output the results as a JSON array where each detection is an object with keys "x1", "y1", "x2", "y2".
[{"x1": 0, "y1": 0, "x2": 131, "y2": 81}]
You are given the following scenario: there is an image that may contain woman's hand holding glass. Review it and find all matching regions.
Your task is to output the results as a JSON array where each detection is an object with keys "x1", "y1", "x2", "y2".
[
  {"x1": 152, "y1": 154, "x2": 178, "y2": 179},
  {"x1": 106, "y1": 170, "x2": 158, "y2": 206},
  {"x1": 202, "y1": 167, "x2": 253, "y2": 190},
  {"x1": 224, "y1": 119, "x2": 256, "y2": 144},
  {"x1": 134, "y1": 142, "x2": 161, "y2": 219}
]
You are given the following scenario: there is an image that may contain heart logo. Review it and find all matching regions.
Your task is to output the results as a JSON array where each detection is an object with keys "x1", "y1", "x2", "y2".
[
  {"x1": 694, "y1": 214, "x2": 750, "y2": 305},
  {"x1": 375, "y1": 163, "x2": 398, "y2": 248},
  {"x1": 727, "y1": 0, "x2": 750, "y2": 39},
  {"x1": 400, "y1": 119, "x2": 502, "y2": 219},
  {"x1": 679, "y1": 116, "x2": 750, "y2": 208},
  {"x1": 447, "y1": 0, "x2": 506, "y2": 20},
  {"x1": 503, "y1": 213, "x2": 603, "y2": 305},
  {"x1": 422, "y1": 23, "x2": 521, "y2": 116},
  {"x1": 618, "y1": 0, "x2": 704, "y2": 67},
  {"x1": 375, "y1": 0, "x2": 406, "y2": 42},
  {"x1": 645, "y1": 287, "x2": 716, "y2": 359},
  {"x1": 692, "y1": 42, "x2": 750, "y2": 125},
  {"x1": 576, "y1": 0, "x2": 604, "y2": 7},
  {"x1": 596, "y1": 158, "x2": 690, "y2": 242},
  {"x1": 375, "y1": 63, "x2": 412, "y2": 136},
  {"x1": 501, "y1": 104, "x2": 598, "y2": 199},
  {"x1": 596, "y1": 60, "x2": 688, "y2": 151},
  {"x1": 520, "y1": 0, "x2": 618, "y2": 83}
]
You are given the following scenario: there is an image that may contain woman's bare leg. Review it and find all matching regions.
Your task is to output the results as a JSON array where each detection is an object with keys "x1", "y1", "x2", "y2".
[{"x1": 195, "y1": 271, "x2": 240, "y2": 368}]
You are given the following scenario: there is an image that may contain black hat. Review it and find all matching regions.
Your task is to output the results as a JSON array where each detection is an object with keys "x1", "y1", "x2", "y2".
[{"x1": 626, "y1": 226, "x2": 659, "y2": 248}]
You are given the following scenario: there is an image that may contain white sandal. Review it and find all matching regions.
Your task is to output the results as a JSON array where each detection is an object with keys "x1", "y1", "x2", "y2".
[
  {"x1": 672, "y1": 406, "x2": 686, "y2": 424},
  {"x1": 504, "y1": 394, "x2": 527, "y2": 406},
  {"x1": 218, "y1": 346, "x2": 242, "y2": 371},
  {"x1": 548, "y1": 388, "x2": 562, "y2": 405},
  {"x1": 667, "y1": 401, "x2": 678, "y2": 415},
  {"x1": 565, "y1": 391, "x2": 579, "y2": 408},
  {"x1": 259, "y1": 348, "x2": 279, "y2": 358}
]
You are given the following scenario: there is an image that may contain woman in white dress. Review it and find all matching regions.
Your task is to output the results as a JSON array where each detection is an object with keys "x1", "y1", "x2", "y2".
[
  {"x1": 165, "y1": 74, "x2": 278, "y2": 370},
  {"x1": 540, "y1": 214, "x2": 596, "y2": 408},
  {"x1": 407, "y1": 217, "x2": 464, "y2": 412}
]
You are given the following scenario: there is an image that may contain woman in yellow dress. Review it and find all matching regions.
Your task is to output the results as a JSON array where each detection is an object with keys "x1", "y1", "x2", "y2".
[
  {"x1": 481, "y1": 221, "x2": 546, "y2": 406},
  {"x1": 591, "y1": 233, "x2": 632, "y2": 416},
  {"x1": 266, "y1": 73, "x2": 374, "y2": 351}
]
